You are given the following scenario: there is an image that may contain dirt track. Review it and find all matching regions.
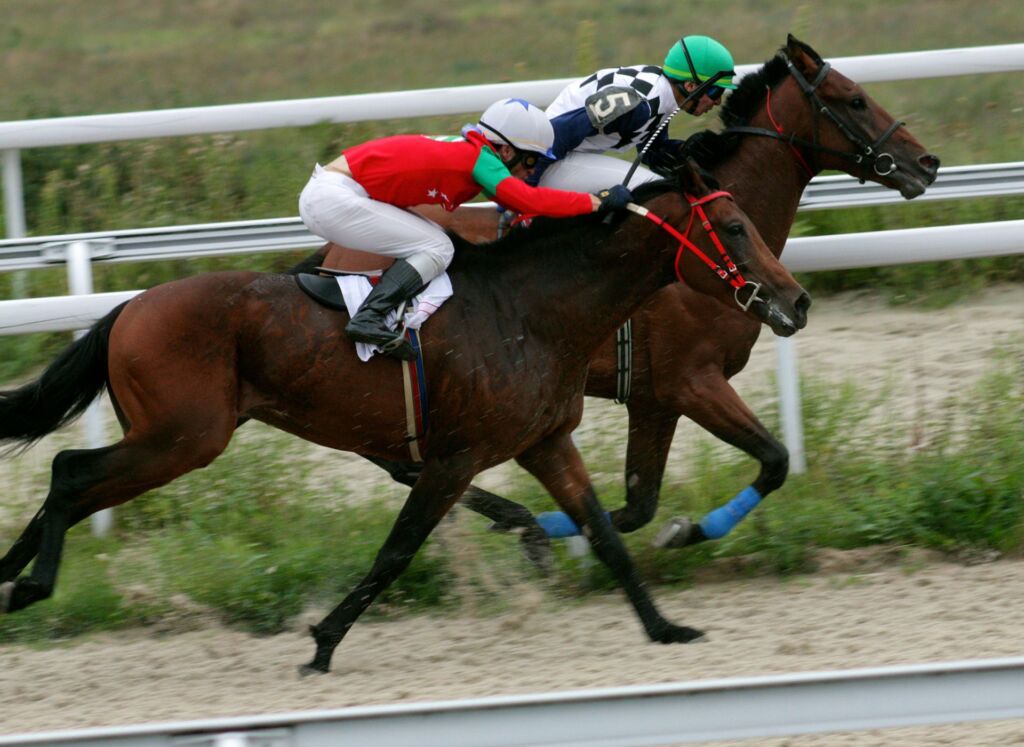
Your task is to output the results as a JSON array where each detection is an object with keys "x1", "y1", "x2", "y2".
[
  {"x1": 1, "y1": 286, "x2": 1023, "y2": 743},
  {"x1": 2, "y1": 551, "x2": 1024, "y2": 744}
]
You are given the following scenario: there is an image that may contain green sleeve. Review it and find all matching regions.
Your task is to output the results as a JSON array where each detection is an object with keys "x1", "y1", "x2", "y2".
[{"x1": 471, "y1": 147, "x2": 513, "y2": 197}]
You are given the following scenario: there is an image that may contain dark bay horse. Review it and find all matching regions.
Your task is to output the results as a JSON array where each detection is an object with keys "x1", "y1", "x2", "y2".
[
  {"x1": 312, "y1": 35, "x2": 939, "y2": 559},
  {"x1": 0, "y1": 163, "x2": 809, "y2": 673}
]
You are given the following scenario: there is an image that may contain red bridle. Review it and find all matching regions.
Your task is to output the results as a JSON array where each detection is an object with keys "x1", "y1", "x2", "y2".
[{"x1": 627, "y1": 190, "x2": 764, "y2": 312}]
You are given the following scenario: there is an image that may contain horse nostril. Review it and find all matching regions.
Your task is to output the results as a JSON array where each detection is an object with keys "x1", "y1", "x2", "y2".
[
  {"x1": 920, "y1": 154, "x2": 940, "y2": 174},
  {"x1": 795, "y1": 291, "x2": 812, "y2": 326}
]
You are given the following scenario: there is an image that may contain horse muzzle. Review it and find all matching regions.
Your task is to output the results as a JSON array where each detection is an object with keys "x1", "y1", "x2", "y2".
[{"x1": 759, "y1": 289, "x2": 811, "y2": 338}]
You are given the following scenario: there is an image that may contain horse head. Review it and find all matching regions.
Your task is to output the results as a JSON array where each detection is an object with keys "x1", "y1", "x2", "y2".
[
  {"x1": 723, "y1": 35, "x2": 940, "y2": 198},
  {"x1": 643, "y1": 160, "x2": 810, "y2": 337}
]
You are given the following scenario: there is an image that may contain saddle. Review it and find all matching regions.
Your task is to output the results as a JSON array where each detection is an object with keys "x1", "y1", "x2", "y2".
[
  {"x1": 295, "y1": 246, "x2": 395, "y2": 311},
  {"x1": 294, "y1": 247, "x2": 429, "y2": 461}
]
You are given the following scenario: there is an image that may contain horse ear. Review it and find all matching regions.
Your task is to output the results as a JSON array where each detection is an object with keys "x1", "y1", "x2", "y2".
[
  {"x1": 677, "y1": 157, "x2": 709, "y2": 196},
  {"x1": 786, "y1": 33, "x2": 824, "y2": 72}
]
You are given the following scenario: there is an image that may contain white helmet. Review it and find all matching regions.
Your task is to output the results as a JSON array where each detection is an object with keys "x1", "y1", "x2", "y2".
[{"x1": 477, "y1": 98, "x2": 555, "y2": 157}]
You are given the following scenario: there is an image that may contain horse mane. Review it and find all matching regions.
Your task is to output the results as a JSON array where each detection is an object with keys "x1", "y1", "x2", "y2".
[
  {"x1": 683, "y1": 46, "x2": 796, "y2": 170},
  {"x1": 448, "y1": 176, "x2": 696, "y2": 272}
]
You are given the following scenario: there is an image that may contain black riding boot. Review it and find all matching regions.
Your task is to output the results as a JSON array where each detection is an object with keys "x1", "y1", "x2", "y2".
[{"x1": 345, "y1": 259, "x2": 425, "y2": 361}]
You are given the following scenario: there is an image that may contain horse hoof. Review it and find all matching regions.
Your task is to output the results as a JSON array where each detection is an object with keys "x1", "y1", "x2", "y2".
[
  {"x1": 653, "y1": 517, "x2": 695, "y2": 548},
  {"x1": 519, "y1": 525, "x2": 554, "y2": 575},
  {"x1": 298, "y1": 662, "x2": 329, "y2": 677},
  {"x1": 652, "y1": 624, "x2": 705, "y2": 644},
  {"x1": 0, "y1": 581, "x2": 13, "y2": 613}
]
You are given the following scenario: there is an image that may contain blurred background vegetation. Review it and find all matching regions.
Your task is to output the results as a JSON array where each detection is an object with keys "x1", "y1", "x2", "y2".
[
  {"x1": 1, "y1": 1, "x2": 1022, "y2": 375},
  {"x1": 0, "y1": 1, "x2": 1022, "y2": 639},
  {"x1": 2, "y1": 1, "x2": 1022, "y2": 267}
]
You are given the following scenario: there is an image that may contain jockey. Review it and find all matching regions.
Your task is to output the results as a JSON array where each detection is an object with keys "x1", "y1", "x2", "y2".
[
  {"x1": 299, "y1": 97, "x2": 632, "y2": 360},
  {"x1": 531, "y1": 35, "x2": 737, "y2": 192}
]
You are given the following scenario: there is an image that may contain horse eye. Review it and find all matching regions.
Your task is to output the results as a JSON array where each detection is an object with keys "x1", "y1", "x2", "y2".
[
  {"x1": 727, "y1": 222, "x2": 745, "y2": 237},
  {"x1": 850, "y1": 97, "x2": 867, "y2": 110}
]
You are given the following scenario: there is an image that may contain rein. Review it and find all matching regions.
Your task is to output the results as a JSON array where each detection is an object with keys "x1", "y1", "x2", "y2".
[
  {"x1": 627, "y1": 190, "x2": 763, "y2": 312},
  {"x1": 723, "y1": 54, "x2": 904, "y2": 180}
]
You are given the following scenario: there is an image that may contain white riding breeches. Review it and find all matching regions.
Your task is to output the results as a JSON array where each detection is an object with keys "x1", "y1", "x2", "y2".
[
  {"x1": 537, "y1": 152, "x2": 660, "y2": 192},
  {"x1": 298, "y1": 165, "x2": 454, "y2": 283}
]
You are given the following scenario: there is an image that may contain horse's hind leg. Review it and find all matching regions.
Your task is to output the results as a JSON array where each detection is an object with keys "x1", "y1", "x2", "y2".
[
  {"x1": 0, "y1": 452, "x2": 108, "y2": 585},
  {"x1": 305, "y1": 454, "x2": 474, "y2": 674},
  {"x1": 611, "y1": 403, "x2": 680, "y2": 533},
  {"x1": 0, "y1": 510, "x2": 48, "y2": 584},
  {"x1": 2, "y1": 446, "x2": 122, "y2": 611},
  {"x1": 2, "y1": 425, "x2": 233, "y2": 614},
  {"x1": 516, "y1": 432, "x2": 703, "y2": 645},
  {"x1": 461, "y1": 485, "x2": 553, "y2": 573}
]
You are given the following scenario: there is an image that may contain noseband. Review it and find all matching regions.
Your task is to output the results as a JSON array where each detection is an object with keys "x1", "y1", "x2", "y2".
[
  {"x1": 628, "y1": 190, "x2": 764, "y2": 312},
  {"x1": 725, "y1": 53, "x2": 905, "y2": 179}
]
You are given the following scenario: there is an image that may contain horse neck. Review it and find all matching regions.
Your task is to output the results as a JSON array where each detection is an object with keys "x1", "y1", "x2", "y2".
[
  {"x1": 496, "y1": 211, "x2": 677, "y2": 357},
  {"x1": 718, "y1": 93, "x2": 816, "y2": 256}
]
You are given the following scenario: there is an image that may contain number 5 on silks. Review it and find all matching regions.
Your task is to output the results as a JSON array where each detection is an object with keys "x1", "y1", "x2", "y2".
[{"x1": 585, "y1": 86, "x2": 644, "y2": 130}]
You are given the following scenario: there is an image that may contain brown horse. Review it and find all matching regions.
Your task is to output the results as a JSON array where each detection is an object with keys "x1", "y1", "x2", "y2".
[
  {"x1": 309, "y1": 35, "x2": 939, "y2": 559},
  {"x1": 0, "y1": 162, "x2": 809, "y2": 673}
]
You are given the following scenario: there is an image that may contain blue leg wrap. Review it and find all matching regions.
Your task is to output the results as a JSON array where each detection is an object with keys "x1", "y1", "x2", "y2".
[
  {"x1": 536, "y1": 511, "x2": 612, "y2": 539},
  {"x1": 699, "y1": 485, "x2": 763, "y2": 540}
]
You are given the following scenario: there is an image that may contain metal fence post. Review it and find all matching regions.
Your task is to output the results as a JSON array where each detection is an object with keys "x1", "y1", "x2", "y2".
[
  {"x1": 3, "y1": 148, "x2": 29, "y2": 298},
  {"x1": 2, "y1": 149, "x2": 26, "y2": 238},
  {"x1": 775, "y1": 335, "x2": 807, "y2": 474},
  {"x1": 66, "y1": 240, "x2": 113, "y2": 537}
]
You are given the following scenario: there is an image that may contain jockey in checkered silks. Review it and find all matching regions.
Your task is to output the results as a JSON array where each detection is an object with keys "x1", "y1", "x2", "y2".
[{"x1": 529, "y1": 35, "x2": 737, "y2": 193}]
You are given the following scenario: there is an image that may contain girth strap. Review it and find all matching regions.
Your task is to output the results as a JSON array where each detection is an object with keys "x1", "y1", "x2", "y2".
[
  {"x1": 614, "y1": 319, "x2": 633, "y2": 404},
  {"x1": 400, "y1": 328, "x2": 429, "y2": 462}
]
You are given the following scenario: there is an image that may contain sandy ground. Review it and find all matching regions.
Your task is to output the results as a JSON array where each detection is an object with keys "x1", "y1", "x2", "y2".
[
  {"x1": 2, "y1": 553, "x2": 1024, "y2": 744},
  {"x1": 1, "y1": 285, "x2": 1023, "y2": 743}
]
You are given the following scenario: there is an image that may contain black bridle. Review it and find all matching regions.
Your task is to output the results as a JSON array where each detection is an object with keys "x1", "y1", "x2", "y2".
[{"x1": 724, "y1": 53, "x2": 905, "y2": 179}]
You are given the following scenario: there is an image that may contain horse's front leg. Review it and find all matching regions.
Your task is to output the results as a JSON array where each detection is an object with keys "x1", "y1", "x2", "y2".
[
  {"x1": 303, "y1": 454, "x2": 475, "y2": 675},
  {"x1": 528, "y1": 404, "x2": 679, "y2": 540},
  {"x1": 655, "y1": 373, "x2": 786, "y2": 549},
  {"x1": 516, "y1": 433, "x2": 703, "y2": 645},
  {"x1": 363, "y1": 455, "x2": 553, "y2": 573}
]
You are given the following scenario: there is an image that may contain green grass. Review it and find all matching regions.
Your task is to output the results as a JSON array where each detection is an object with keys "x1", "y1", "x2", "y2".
[
  {"x1": 1, "y1": 351, "x2": 1021, "y2": 644},
  {"x1": 1, "y1": 1, "x2": 1022, "y2": 376},
  {"x1": 3, "y1": 0, "x2": 1021, "y2": 239}
]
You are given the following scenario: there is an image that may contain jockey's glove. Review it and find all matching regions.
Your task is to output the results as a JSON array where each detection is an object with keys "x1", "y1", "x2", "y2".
[{"x1": 595, "y1": 184, "x2": 634, "y2": 212}]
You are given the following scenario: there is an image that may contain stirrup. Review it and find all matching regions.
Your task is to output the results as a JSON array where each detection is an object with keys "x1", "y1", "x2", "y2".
[
  {"x1": 380, "y1": 304, "x2": 414, "y2": 360},
  {"x1": 378, "y1": 334, "x2": 416, "y2": 361}
]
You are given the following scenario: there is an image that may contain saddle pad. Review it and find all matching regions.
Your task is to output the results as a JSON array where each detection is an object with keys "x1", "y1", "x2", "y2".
[{"x1": 336, "y1": 273, "x2": 453, "y2": 362}]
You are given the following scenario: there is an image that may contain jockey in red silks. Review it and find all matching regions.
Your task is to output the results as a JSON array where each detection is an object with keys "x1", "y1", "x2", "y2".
[{"x1": 299, "y1": 97, "x2": 633, "y2": 360}]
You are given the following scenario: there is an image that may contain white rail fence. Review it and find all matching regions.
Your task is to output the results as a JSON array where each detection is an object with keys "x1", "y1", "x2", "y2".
[
  {"x1": 2, "y1": 42, "x2": 1024, "y2": 237},
  {"x1": 3, "y1": 216, "x2": 1023, "y2": 336},
  {"x1": 2, "y1": 161, "x2": 1024, "y2": 274},
  {"x1": 2, "y1": 658, "x2": 1023, "y2": 746}
]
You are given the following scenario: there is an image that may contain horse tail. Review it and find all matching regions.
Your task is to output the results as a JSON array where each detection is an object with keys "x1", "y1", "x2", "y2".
[{"x1": 0, "y1": 301, "x2": 128, "y2": 452}]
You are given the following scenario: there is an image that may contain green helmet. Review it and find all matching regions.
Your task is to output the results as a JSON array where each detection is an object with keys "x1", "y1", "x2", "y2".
[{"x1": 663, "y1": 35, "x2": 737, "y2": 90}]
